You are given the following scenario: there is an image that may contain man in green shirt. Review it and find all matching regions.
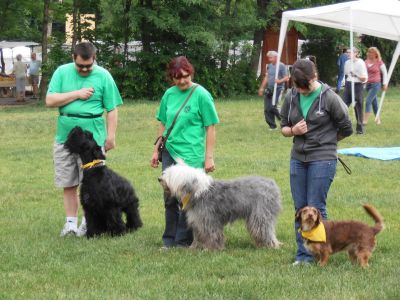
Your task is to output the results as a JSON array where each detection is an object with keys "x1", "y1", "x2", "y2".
[{"x1": 46, "y1": 42, "x2": 123, "y2": 237}]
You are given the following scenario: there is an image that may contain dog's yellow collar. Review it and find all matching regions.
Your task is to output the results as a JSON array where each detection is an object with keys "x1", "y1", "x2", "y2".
[
  {"x1": 181, "y1": 193, "x2": 192, "y2": 210},
  {"x1": 300, "y1": 222, "x2": 326, "y2": 242},
  {"x1": 81, "y1": 159, "x2": 106, "y2": 170}
]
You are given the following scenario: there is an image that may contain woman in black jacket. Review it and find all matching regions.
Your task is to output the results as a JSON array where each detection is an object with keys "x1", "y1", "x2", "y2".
[{"x1": 280, "y1": 59, "x2": 353, "y2": 265}]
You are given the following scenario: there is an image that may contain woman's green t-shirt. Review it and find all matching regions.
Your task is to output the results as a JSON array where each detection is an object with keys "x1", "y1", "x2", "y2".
[{"x1": 156, "y1": 84, "x2": 219, "y2": 168}]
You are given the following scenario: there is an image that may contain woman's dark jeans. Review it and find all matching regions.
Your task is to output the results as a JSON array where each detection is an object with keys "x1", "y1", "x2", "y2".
[{"x1": 161, "y1": 149, "x2": 193, "y2": 247}]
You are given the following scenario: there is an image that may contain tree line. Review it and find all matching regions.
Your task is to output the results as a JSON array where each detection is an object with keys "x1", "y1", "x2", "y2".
[{"x1": 0, "y1": 0, "x2": 398, "y2": 100}]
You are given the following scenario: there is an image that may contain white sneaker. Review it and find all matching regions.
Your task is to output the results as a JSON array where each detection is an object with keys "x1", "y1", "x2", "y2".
[
  {"x1": 60, "y1": 222, "x2": 78, "y2": 237},
  {"x1": 76, "y1": 218, "x2": 87, "y2": 237},
  {"x1": 292, "y1": 260, "x2": 312, "y2": 266}
]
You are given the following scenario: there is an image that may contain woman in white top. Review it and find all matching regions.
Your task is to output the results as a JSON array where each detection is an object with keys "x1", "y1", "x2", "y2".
[{"x1": 12, "y1": 54, "x2": 27, "y2": 102}]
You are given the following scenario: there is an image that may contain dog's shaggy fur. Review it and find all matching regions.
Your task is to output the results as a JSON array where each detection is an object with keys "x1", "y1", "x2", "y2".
[
  {"x1": 296, "y1": 204, "x2": 384, "y2": 267},
  {"x1": 158, "y1": 164, "x2": 282, "y2": 250},
  {"x1": 64, "y1": 126, "x2": 142, "y2": 238}
]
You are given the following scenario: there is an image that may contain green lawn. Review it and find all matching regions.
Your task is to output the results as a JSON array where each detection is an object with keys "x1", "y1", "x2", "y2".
[{"x1": 1, "y1": 89, "x2": 399, "y2": 299}]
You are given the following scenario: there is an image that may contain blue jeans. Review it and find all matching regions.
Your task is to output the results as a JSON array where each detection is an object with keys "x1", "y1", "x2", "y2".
[
  {"x1": 336, "y1": 70, "x2": 345, "y2": 91},
  {"x1": 290, "y1": 159, "x2": 337, "y2": 262},
  {"x1": 161, "y1": 149, "x2": 193, "y2": 247},
  {"x1": 365, "y1": 82, "x2": 381, "y2": 114}
]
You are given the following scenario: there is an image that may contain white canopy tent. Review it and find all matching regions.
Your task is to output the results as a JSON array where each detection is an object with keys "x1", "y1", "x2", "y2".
[
  {"x1": 0, "y1": 41, "x2": 39, "y2": 49},
  {"x1": 274, "y1": 0, "x2": 400, "y2": 121}
]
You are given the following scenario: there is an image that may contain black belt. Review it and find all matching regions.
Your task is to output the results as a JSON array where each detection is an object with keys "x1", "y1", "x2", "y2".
[{"x1": 60, "y1": 113, "x2": 103, "y2": 119}]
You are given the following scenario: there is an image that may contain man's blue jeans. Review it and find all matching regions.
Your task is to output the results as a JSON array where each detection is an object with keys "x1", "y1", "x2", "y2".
[
  {"x1": 365, "y1": 82, "x2": 381, "y2": 114},
  {"x1": 290, "y1": 159, "x2": 337, "y2": 262},
  {"x1": 161, "y1": 149, "x2": 193, "y2": 247},
  {"x1": 336, "y1": 70, "x2": 345, "y2": 91}
]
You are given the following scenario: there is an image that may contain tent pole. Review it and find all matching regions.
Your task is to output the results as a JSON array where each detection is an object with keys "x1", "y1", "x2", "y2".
[
  {"x1": 273, "y1": 17, "x2": 289, "y2": 106},
  {"x1": 350, "y1": 7, "x2": 355, "y2": 107},
  {"x1": 376, "y1": 41, "x2": 400, "y2": 121}
]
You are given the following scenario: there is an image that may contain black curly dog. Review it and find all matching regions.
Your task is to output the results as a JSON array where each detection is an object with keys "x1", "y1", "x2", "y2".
[{"x1": 64, "y1": 126, "x2": 142, "y2": 238}]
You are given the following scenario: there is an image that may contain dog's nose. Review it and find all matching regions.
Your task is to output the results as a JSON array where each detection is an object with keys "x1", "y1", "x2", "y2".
[{"x1": 157, "y1": 177, "x2": 162, "y2": 182}]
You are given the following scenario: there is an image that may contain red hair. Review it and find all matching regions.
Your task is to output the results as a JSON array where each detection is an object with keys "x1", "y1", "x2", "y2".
[{"x1": 166, "y1": 56, "x2": 194, "y2": 81}]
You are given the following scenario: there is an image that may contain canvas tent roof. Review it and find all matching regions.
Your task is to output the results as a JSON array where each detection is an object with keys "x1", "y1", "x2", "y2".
[
  {"x1": 0, "y1": 41, "x2": 39, "y2": 49},
  {"x1": 280, "y1": 0, "x2": 400, "y2": 41},
  {"x1": 275, "y1": 0, "x2": 400, "y2": 118}
]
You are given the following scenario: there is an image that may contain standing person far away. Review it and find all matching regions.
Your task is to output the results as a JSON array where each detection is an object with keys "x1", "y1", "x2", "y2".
[
  {"x1": 280, "y1": 59, "x2": 353, "y2": 265},
  {"x1": 151, "y1": 56, "x2": 219, "y2": 250},
  {"x1": 336, "y1": 47, "x2": 350, "y2": 93},
  {"x1": 46, "y1": 42, "x2": 123, "y2": 237},
  {"x1": 364, "y1": 47, "x2": 388, "y2": 125},
  {"x1": 28, "y1": 52, "x2": 41, "y2": 99},
  {"x1": 12, "y1": 54, "x2": 27, "y2": 102},
  {"x1": 343, "y1": 47, "x2": 368, "y2": 134},
  {"x1": 258, "y1": 50, "x2": 289, "y2": 130}
]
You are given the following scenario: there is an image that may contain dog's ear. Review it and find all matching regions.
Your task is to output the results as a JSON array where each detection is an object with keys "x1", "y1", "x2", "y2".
[
  {"x1": 315, "y1": 208, "x2": 322, "y2": 225},
  {"x1": 73, "y1": 126, "x2": 84, "y2": 133},
  {"x1": 181, "y1": 183, "x2": 193, "y2": 195},
  {"x1": 295, "y1": 208, "x2": 303, "y2": 222},
  {"x1": 84, "y1": 130, "x2": 94, "y2": 140}
]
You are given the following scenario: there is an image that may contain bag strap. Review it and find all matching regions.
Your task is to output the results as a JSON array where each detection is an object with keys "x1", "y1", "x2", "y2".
[{"x1": 163, "y1": 84, "x2": 199, "y2": 143}]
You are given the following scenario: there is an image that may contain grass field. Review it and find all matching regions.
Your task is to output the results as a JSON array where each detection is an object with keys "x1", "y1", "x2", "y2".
[{"x1": 1, "y1": 89, "x2": 399, "y2": 299}]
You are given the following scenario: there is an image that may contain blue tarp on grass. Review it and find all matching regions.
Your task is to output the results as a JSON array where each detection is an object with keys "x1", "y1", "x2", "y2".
[{"x1": 338, "y1": 147, "x2": 400, "y2": 161}]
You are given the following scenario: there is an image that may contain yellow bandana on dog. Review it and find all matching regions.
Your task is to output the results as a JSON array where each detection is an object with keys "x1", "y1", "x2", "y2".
[
  {"x1": 181, "y1": 193, "x2": 192, "y2": 210},
  {"x1": 300, "y1": 222, "x2": 326, "y2": 242}
]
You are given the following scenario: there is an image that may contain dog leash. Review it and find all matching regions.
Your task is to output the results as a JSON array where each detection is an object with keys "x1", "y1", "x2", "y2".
[{"x1": 338, "y1": 157, "x2": 351, "y2": 175}]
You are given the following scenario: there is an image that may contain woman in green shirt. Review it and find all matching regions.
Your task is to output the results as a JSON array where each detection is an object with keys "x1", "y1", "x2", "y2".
[{"x1": 151, "y1": 56, "x2": 219, "y2": 249}]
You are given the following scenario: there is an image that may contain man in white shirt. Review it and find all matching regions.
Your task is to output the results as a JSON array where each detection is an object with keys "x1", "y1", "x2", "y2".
[
  {"x1": 28, "y1": 53, "x2": 41, "y2": 99},
  {"x1": 343, "y1": 47, "x2": 368, "y2": 134}
]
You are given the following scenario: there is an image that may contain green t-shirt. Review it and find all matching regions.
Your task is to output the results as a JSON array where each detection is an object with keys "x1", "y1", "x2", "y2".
[
  {"x1": 47, "y1": 63, "x2": 123, "y2": 146},
  {"x1": 300, "y1": 85, "x2": 322, "y2": 119},
  {"x1": 156, "y1": 84, "x2": 219, "y2": 168}
]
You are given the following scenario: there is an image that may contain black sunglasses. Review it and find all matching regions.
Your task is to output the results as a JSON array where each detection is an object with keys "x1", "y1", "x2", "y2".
[{"x1": 75, "y1": 62, "x2": 94, "y2": 69}]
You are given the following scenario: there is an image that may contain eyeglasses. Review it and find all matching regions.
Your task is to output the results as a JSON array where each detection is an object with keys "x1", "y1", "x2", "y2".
[
  {"x1": 75, "y1": 62, "x2": 94, "y2": 69},
  {"x1": 173, "y1": 73, "x2": 190, "y2": 80}
]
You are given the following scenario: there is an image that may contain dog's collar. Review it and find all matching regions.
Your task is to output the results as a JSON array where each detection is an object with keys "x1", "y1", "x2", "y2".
[
  {"x1": 181, "y1": 193, "x2": 192, "y2": 210},
  {"x1": 81, "y1": 159, "x2": 106, "y2": 170},
  {"x1": 300, "y1": 222, "x2": 326, "y2": 242}
]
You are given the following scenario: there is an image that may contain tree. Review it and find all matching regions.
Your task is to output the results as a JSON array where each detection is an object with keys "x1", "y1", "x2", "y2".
[{"x1": 40, "y1": 0, "x2": 51, "y2": 100}]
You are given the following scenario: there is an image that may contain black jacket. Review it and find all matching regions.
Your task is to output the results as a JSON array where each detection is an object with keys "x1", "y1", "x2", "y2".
[{"x1": 280, "y1": 83, "x2": 353, "y2": 162}]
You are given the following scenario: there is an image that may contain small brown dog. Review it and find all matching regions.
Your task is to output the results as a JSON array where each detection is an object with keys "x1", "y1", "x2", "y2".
[{"x1": 296, "y1": 204, "x2": 384, "y2": 267}]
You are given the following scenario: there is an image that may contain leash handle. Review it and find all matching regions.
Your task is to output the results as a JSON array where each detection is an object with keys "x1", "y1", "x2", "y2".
[{"x1": 338, "y1": 156, "x2": 352, "y2": 175}]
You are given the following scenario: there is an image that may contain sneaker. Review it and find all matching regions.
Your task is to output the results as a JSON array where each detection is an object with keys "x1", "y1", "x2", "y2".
[
  {"x1": 159, "y1": 246, "x2": 172, "y2": 251},
  {"x1": 60, "y1": 222, "x2": 77, "y2": 237},
  {"x1": 76, "y1": 218, "x2": 87, "y2": 237}
]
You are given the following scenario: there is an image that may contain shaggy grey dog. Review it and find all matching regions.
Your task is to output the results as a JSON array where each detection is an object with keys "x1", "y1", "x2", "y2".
[{"x1": 158, "y1": 164, "x2": 282, "y2": 250}]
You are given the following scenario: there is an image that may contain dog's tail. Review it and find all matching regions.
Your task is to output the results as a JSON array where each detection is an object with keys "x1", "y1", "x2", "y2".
[{"x1": 363, "y1": 204, "x2": 384, "y2": 235}]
